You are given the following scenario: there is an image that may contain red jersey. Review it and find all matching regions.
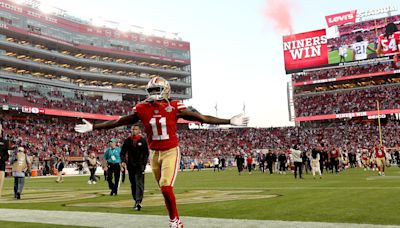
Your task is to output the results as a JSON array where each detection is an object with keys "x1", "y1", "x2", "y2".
[
  {"x1": 134, "y1": 100, "x2": 186, "y2": 150},
  {"x1": 375, "y1": 146, "x2": 385, "y2": 158},
  {"x1": 246, "y1": 156, "x2": 253, "y2": 165},
  {"x1": 361, "y1": 153, "x2": 368, "y2": 161},
  {"x1": 379, "y1": 31, "x2": 400, "y2": 55},
  {"x1": 330, "y1": 149, "x2": 339, "y2": 159}
]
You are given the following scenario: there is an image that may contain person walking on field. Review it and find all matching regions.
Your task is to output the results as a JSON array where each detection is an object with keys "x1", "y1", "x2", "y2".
[
  {"x1": 121, "y1": 124, "x2": 149, "y2": 211},
  {"x1": 291, "y1": 144, "x2": 303, "y2": 179},
  {"x1": 11, "y1": 147, "x2": 31, "y2": 199},
  {"x1": 311, "y1": 145, "x2": 323, "y2": 179},
  {"x1": 246, "y1": 154, "x2": 253, "y2": 174},
  {"x1": 103, "y1": 138, "x2": 122, "y2": 196},
  {"x1": 55, "y1": 156, "x2": 65, "y2": 183},
  {"x1": 87, "y1": 152, "x2": 98, "y2": 184},
  {"x1": 235, "y1": 152, "x2": 245, "y2": 175}
]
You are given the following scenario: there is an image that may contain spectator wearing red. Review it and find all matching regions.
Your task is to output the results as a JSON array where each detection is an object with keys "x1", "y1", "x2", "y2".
[{"x1": 246, "y1": 154, "x2": 253, "y2": 174}]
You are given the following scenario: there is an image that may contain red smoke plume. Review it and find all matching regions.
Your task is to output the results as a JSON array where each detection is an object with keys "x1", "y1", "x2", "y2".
[{"x1": 263, "y1": 0, "x2": 294, "y2": 34}]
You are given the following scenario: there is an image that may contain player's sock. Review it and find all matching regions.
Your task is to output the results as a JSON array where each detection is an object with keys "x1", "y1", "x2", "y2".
[{"x1": 161, "y1": 186, "x2": 179, "y2": 220}]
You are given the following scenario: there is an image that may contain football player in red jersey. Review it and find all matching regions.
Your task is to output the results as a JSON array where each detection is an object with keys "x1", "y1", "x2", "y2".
[
  {"x1": 374, "y1": 144, "x2": 386, "y2": 176},
  {"x1": 377, "y1": 22, "x2": 400, "y2": 56},
  {"x1": 361, "y1": 151, "x2": 369, "y2": 171},
  {"x1": 75, "y1": 76, "x2": 249, "y2": 228}
]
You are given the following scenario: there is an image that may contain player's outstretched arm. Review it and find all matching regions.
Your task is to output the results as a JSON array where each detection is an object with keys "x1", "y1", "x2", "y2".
[
  {"x1": 177, "y1": 109, "x2": 249, "y2": 126},
  {"x1": 74, "y1": 113, "x2": 140, "y2": 133}
]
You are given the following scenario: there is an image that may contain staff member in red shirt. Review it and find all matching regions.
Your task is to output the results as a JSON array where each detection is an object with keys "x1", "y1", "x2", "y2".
[
  {"x1": 329, "y1": 147, "x2": 340, "y2": 174},
  {"x1": 246, "y1": 154, "x2": 253, "y2": 174}
]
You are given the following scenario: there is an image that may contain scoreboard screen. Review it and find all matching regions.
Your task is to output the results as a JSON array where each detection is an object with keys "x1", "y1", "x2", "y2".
[{"x1": 283, "y1": 14, "x2": 400, "y2": 74}]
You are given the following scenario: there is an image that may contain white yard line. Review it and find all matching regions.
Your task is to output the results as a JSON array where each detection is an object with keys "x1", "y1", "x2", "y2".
[{"x1": 0, "y1": 209, "x2": 398, "y2": 228}]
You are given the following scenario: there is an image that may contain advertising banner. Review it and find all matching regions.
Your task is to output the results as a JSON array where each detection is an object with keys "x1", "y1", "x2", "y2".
[
  {"x1": 283, "y1": 29, "x2": 328, "y2": 73},
  {"x1": 325, "y1": 10, "x2": 357, "y2": 27}
]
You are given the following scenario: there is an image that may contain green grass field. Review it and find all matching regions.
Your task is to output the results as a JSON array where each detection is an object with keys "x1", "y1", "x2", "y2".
[
  {"x1": 329, "y1": 44, "x2": 376, "y2": 64},
  {"x1": 1, "y1": 167, "x2": 400, "y2": 227}
]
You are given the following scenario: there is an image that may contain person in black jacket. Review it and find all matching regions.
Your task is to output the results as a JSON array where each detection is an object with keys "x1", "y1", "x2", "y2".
[
  {"x1": 234, "y1": 152, "x2": 244, "y2": 175},
  {"x1": 0, "y1": 120, "x2": 9, "y2": 198},
  {"x1": 266, "y1": 151, "x2": 274, "y2": 174},
  {"x1": 121, "y1": 124, "x2": 149, "y2": 211},
  {"x1": 278, "y1": 152, "x2": 287, "y2": 174}
]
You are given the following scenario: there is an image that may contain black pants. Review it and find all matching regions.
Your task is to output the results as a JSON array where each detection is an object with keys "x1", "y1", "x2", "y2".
[
  {"x1": 330, "y1": 158, "x2": 339, "y2": 173},
  {"x1": 279, "y1": 162, "x2": 286, "y2": 171},
  {"x1": 259, "y1": 163, "x2": 265, "y2": 173},
  {"x1": 104, "y1": 170, "x2": 108, "y2": 181},
  {"x1": 294, "y1": 162, "x2": 302, "y2": 179},
  {"x1": 128, "y1": 166, "x2": 145, "y2": 204},
  {"x1": 107, "y1": 163, "x2": 121, "y2": 194},
  {"x1": 319, "y1": 162, "x2": 324, "y2": 174},
  {"x1": 237, "y1": 164, "x2": 243, "y2": 174},
  {"x1": 214, "y1": 165, "x2": 219, "y2": 172},
  {"x1": 247, "y1": 164, "x2": 252, "y2": 172},
  {"x1": 267, "y1": 162, "x2": 273, "y2": 174},
  {"x1": 121, "y1": 169, "x2": 126, "y2": 183},
  {"x1": 89, "y1": 168, "x2": 97, "y2": 182}
]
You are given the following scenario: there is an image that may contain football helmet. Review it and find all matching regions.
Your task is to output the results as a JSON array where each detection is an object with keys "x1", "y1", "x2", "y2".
[{"x1": 145, "y1": 76, "x2": 171, "y2": 101}]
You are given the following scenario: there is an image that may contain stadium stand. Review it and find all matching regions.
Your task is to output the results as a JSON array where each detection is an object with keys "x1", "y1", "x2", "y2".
[
  {"x1": 292, "y1": 63, "x2": 393, "y2": 83},
  {"x1": 1, "y1": 114, "x2": 399, "y2": 175},
  {"x1": 294, "y1": 84, "x2": 400, "y2": 117}
]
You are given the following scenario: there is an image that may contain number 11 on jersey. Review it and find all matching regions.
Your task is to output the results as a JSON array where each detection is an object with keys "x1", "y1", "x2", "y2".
[{"x1": 149, "y1": 117, "x2": 170, "y2": 140}]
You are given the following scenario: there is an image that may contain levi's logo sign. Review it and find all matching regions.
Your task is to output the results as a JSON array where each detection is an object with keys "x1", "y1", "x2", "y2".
[
  {"x1": 325, "y1": 10, "x2": 357, "y2": 27},
  {"x1": 328, "y1": 14, "x2": 354, "y2": 23}
]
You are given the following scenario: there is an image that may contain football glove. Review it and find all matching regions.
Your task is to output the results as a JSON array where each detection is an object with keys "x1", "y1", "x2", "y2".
[
  {"x1": 74, "y1": 119, "x2": 93, "y2": 133},
  {"x1": 230, "y1": 114, "x2": 249, "y2": 126}
]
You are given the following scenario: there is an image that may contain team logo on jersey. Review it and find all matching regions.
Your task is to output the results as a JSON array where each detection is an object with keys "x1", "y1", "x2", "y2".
[
  {"x1": 154, "y1": 110, "x2": 159, "y2": 114},
  {"x1": 165, "y1": 105, "x2": 174, "y2": 112}
]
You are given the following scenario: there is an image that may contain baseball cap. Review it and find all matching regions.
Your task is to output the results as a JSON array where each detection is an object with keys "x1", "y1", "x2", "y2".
[{"x1": 109, "y1": 138, "x2": 117, "y2": 143}]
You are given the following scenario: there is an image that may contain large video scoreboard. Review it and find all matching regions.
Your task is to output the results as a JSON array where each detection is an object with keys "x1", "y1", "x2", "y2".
[{"x1": 283, "y1": 7, "x2": 399, "y2": 74}]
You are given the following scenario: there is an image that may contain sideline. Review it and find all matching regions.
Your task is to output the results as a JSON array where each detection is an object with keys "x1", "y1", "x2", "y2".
[{"x1": 0, "y1": 209, "x2": 398, "y2": 228}]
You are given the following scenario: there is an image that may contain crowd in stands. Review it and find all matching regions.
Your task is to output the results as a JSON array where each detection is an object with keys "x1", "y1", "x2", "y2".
[
  {"x1": 2, "y1": 117, "x2": 129, "y2": 175},
  {"x1": 292, "y1": 63, "x2": 393, "y2": 83},
  {"x1": 2, "y1": 114, "x2": 400, "y2": 175},
  {"x1": 338, "y1": 15, "x2": 400, "y2": 36},
  {"x1": 294, "y1": 84, "x2": 400, "y2": 117},
  {"x1": 0, "y1": 86, "x2": 139, "y2": 116},
  {"x1": 1, "y1": 94, "x2": 134, "y2": 116}
]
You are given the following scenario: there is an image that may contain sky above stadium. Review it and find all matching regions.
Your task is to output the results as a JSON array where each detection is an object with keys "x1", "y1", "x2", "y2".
[{"x1": 39, "y1": 0, "x2": 395, "y2": 127}]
